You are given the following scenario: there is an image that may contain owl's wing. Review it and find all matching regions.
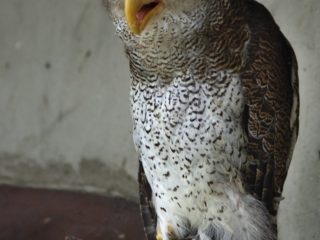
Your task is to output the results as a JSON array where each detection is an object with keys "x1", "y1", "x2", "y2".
[
  {"x1": 139, "y1": 161, "x2": 157, "y2": 240},
  {"x1": 240, "y1": 1, "x2": 299, "y2": 214}
]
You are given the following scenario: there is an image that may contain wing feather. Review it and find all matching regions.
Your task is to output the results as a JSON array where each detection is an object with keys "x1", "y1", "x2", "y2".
[
  {"x1": 138, "y1": 161, "x2": 157, "y2": 240},
  {"x1": 241, "y1": 1, "x2": 299, "y2": 214}
]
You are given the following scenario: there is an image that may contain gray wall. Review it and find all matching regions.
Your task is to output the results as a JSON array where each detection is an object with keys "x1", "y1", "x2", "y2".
[
  {"x1": 0, "y1": 0, "x2": 319, "y2": 239},
  {"x1": 0, "y1": 0, "x2": 138, "y2": 197}
]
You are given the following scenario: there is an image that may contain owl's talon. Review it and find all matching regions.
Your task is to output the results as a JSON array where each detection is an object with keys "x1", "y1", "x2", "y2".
[
  {"x1": 156, "y1": 225, "x2": 176, "y2": 240},
  {"x1": 156, "y1": 229, "x2": 163, "y2": 240},
  {"x1": 168, "y1": 225, "x2": 177, "y2": 240}
]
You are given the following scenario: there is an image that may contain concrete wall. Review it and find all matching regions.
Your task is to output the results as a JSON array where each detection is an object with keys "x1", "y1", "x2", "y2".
[
  {"x1": 0, "y1": 0, "x2": 319, "y2": 239},
  {"x1": 0, "y1": 0, "x2": 138, "y2": 198}
]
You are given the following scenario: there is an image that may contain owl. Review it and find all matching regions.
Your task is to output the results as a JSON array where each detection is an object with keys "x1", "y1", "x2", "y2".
[{"x1": 105, "y1": 0, "x2": 299, "y2": 239}]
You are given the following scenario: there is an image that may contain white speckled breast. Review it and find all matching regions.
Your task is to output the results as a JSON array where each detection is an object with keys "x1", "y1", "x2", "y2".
[{"x1": 131, "y1": 70, "x2": 247, "y2": 231}]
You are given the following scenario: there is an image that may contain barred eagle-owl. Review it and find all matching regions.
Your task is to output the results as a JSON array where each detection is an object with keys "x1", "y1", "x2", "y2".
[{"x1": 105, "y1": 0, "x2": 299, "y2": 239}]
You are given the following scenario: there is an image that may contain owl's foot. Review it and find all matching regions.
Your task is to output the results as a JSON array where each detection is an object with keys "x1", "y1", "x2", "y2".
[
  {"x1": 156, "y1": 230, "x2": 163, "y2": 240},
  {"x1": 168, "y1": 225, "x2": 177, "y2": 239},
  {"x1": 156, "y1": 224, "x2": 177, "y2": 240}
]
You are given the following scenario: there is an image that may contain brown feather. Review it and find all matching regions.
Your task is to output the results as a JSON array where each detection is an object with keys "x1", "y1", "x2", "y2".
[{"x1": 241, "y1": 1, "x2": 299, "y2": 214}]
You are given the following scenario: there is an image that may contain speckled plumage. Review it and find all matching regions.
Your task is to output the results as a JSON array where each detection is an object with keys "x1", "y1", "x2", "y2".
[{"x1": 106, "y1": 0, "x2": 299, "y2": 239}]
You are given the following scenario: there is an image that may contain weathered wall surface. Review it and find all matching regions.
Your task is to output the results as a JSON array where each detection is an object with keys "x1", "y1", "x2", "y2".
[
  {"x1": 0, "y1": 0, "x2": 138, "y2": 198},
  {"x1": 0, "y1": 0, "x2": 319, "y2": 239}
]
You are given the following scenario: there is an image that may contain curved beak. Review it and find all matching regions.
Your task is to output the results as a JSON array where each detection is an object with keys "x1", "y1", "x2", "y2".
[{"x1": 124, "y1": 0, "x2": 163, "y2": 34}]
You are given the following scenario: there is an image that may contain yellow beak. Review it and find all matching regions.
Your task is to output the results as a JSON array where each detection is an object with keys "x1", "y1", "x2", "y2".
[{"x1": 124, "y1": 0, "x2": 163, "y2": 34}]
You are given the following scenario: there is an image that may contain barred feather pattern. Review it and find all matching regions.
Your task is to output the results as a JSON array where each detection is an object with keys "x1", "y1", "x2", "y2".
[{"x1": 106, "y1": 0, "x2": 298, "y2": 239}]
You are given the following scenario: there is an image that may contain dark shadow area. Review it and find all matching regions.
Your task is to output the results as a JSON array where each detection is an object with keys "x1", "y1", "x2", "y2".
[{"x1": 0, "y1": 185, "x2": 145, "y2": 240}]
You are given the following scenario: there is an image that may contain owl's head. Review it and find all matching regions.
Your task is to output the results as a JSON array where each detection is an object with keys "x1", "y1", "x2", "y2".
[
  {"x1": 106, "y1": 0, "x2": 246, "y2": 35},
  {"x1": 107, "y1": 0, "x2": 246, "y2": 45},
  {"x1": 106, "y1": 0, "x2": 246, "y2": 70},
  {"x1": 117, "y1": 0, "x2": 211, "y2": 33},
  {"x1": 107, "y1": 0, "x2": 231, "y2": 46}
]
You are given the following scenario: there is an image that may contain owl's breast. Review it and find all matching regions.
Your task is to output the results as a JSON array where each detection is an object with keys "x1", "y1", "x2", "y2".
[{"x1": 131, "y1": 73, "x2": 247, "y2": 188}]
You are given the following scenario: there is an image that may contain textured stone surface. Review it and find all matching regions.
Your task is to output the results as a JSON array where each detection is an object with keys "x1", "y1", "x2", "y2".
[{"x1": 0, "y1": 0, "x2": 319, "y2": 239}]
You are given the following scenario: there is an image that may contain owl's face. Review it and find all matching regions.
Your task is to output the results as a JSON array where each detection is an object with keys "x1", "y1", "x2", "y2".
[{"x1": 107, "y1": 0, "x2": 210, "y2": 47}]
